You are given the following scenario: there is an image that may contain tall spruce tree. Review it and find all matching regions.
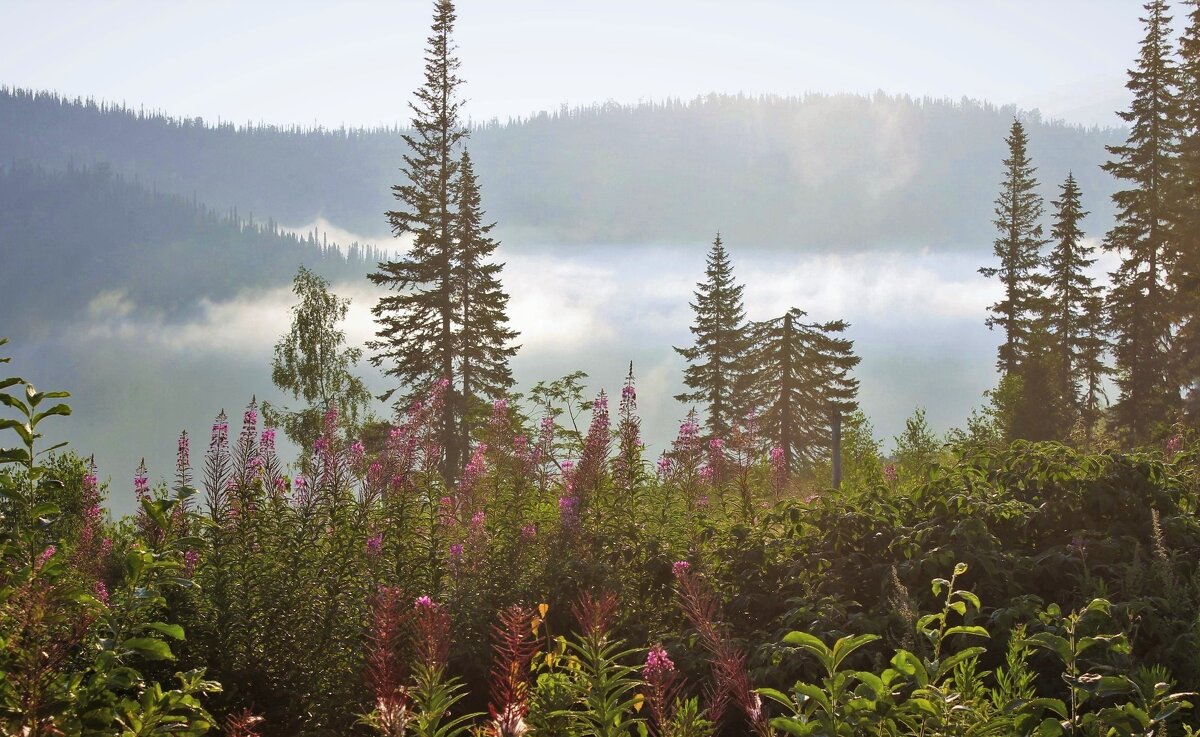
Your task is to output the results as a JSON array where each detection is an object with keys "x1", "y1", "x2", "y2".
[
  {"x1": 369, "y1": 0, "x2": 469, "y2": 477},
  {"x1": 1103, "y1": 0, "x2": 1182, "y2": 444},
  {"x1": 1046, "y1": 173, "x2": 1108, "y2": 436},
  {"x1": 674, "y1": 233, "x2": 750, "y2": 438},
  {"x1": 1175, "y1": 0, "x2": 1200, "y2": 417},
  {"x1": 453, "y1": 148, "x2": 518, "y2": 452},
  {"x1": 980, "y1": 118, "x2": 1050, "y2": 378},
  {"x1": 746, "y1": 308, "x2": 859, "y2": 472}
]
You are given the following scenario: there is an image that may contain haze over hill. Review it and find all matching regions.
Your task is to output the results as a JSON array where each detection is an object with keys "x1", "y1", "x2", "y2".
[
  {"x1": 1, "y1": 88, "x2": 1123, "y2": 249},
  {"x1": 0, "y1": 87, "x2": 1124, "y2": 510}
]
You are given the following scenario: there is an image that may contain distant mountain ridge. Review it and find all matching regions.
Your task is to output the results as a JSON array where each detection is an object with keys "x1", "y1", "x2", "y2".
[
  {"x1": 0, "y1": 87, "x2": 1125, "y2": 250},
  {"x1": 0, "y1": 162, "x2": 378, "y2": 339}
]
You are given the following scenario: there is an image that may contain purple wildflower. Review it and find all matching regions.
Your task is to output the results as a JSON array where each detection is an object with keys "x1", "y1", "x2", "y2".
[
  {"x1": 366, "y1": 531, "x2": 384, "y2": 560},
  {"x1": 644, "y1": 645, "x2": 676, "y2": 680}
]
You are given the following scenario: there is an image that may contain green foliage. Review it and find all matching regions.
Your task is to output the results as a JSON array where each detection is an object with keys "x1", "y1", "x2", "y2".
[
  {"x1": 1103, "y1": 0, "x2": 1184, "y2": 445},
  {"x1": 674, "y1": 233, "x2": 751, "y2": 439},
  {"x1": 891, "y1": 407, "x2": 943, "y2": 481},
  {"x1": 267, "y1": 265, "x2": 372, "y2": 451},
  {"x1": 0, "y1": 340, "x2": 217, "y2": 736}
]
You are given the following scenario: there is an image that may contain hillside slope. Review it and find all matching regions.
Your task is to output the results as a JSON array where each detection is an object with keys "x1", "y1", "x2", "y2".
[
  {"x1": 0, "y1": 163, "x2": 378, "y2": 338},
  {"x1": 0, "y1": 88, "x2": 1124, "y2": 249}
]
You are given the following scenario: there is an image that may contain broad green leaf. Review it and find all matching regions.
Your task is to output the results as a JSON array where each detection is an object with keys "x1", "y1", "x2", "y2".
[
  {"x1": 122, "y1": 637, "x2": 175, "y2": 661},
  {"x1": 146, "y1": 622, "x2": 185, "y2": 640}
]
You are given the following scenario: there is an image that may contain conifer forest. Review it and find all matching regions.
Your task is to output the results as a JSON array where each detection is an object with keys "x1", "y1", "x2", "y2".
[{"x1": 7, "y1": 2, "x2": 1200, "y2": 735}]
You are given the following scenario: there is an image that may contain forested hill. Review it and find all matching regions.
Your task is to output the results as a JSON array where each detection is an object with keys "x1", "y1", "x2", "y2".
[
  {"x1": 1, "y1": 87, "x2": 1124, "y2": 249},
  {"x1": 0, "y1": 163, "x2": 379, "y2": 339}
]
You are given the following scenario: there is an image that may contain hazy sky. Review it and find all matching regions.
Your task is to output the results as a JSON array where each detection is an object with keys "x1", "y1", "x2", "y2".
[{"x1": 4, "y1": 1, "x2": 1145, "y2": 128}]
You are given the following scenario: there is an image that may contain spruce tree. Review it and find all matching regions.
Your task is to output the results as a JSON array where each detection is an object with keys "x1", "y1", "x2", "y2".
[
  {"x1": 674, "y1": 233, "x2": 750, "y2": 438},
  {"x1": 1103, "y1": 0, "x2": 1182, "y2": 444},
  {"x1": 1046, "y1": 172, "x2": 1108, "y2": 437},
  {"x1": 454, "y1": 148, "x2": 518, "y2": 452},
  {"x1": 980, "y1": 118, "x2": 1050, "y2": 378},
  {"x1": 1175, "y1": 0, "x2": 1200, "y2": 417},
  {"x1": 746, "y1": 308, "x2": 859, "y2": 472},
  {"x1": 369, "y1": 0, "x2": 468, "y2": 476}
]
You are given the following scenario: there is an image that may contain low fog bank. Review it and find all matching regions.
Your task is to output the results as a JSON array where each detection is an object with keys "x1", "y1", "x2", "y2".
[{"x1": 13, "y1": 245, "x2": 1015, "y2": 516}]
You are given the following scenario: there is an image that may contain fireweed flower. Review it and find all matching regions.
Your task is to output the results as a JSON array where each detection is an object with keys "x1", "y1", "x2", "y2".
[
  {"x1": 521, "y1": 524, "x2": 537, "y2": 541},
  {"x1": 93, "y1": 580, "x2": 110, "y2": 605},
  {"x1": 184, "y1": 549, "x2": 200, "y2": 576},
  {"x1": 134, "y1": 461, "x2": 150, "y2": 502},
  {"x1": 644, "y1": 645, "x2": 676, "y2": 680},
  {"x1": 449, "y1": 543, "x2": 464, "y2": 560},
  {"x1": 415, "y1": 595, "x2": 435, "y2": 610},
  {"x1": 176, "y1": 431, "x2": 191, "y2": 476},
  {"x1": 350, "y1": 440, "x2": 366, "y2": 466},
  {"x1": 366, "y1": 532, "x2": 384, "y2": 560},
  {"x1": 239, "y1": 402, "x2": 258, "y2": 450},
  {"x1": 770, "y1": 446, "x2": 788, "y2": 493},
  {"x1": 656, "y1": 454, "x2": 673, "y2": 478},
  {"x1": 558, "y1": 495, "x2": 579, "y2": 528},
  {"x1": 211, "y1": 410, "x2": 229, "y2": 449},
  {"x1": 259, "y1": 427, "x2": 275, "y2": 454},
  {"x1": 672, "y1": 560, "x2": 690, "y2": 577},
  {"x1": 490, "y1": 398, "x2": 510, "y2": 433},
  {"x1": 37, "y1": 545, "x2": 56, "y2": 568},
  {"x1": 698, "y1": 466, "x2": 715, "y2": 483},
  {"x1": 1167, "y1": 434, "x2": 1183, "y2": 456},
  {"x1": 884, "y1": 463, "x2": 899, "y2": 484},
  {"x1": 458, "y1": 444, "x2": 488, "y2": 507}
]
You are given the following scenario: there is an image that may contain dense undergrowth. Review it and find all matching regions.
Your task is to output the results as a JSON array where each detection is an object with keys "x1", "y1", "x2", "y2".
[{"x1": 3, "y1": 343, "x2": 1200, "y2": 736}]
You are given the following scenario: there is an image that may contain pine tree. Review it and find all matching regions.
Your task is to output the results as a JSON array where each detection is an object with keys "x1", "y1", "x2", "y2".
[
  {"x1": 369, "y1": 0, "x2": 468, "y2": 477},
  {"x1": 1078, "y1": 297, "x2": 1111, "y2": 446},
  {"x1": 1046, "y1": 173, "x2": 1108, "y2": 438},
  {"x1": 1103, "y1": 0, "x2": 1182, "y2": 444},
  {"x1": 674, "y1": 233, "x2": 750, "y2": 438},
  {"x1": 746, "y1": 308, "x2": 859, "y2": 472},
  {"x1": 1175, "y1": 0, "x2": 1200, "y2": 417},
  {"x1": 980, "y1": 118, "x2": 1050, "y2": 378},
  {"x1": 454, "y1": 148, "x2": 518, "y2": 453}
]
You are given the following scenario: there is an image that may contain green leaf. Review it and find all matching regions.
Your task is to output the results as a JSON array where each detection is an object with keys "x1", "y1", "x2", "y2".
[
  {"x1": 831, "y1": 633, "x2": 880, "y2": 671},
  {"x1": 792, "y1": 682, "x2": 832, "y2": 714},
  {"x1": 146, "y1": 622, "x2": 185, "y2": 640},
  {"x1": 30, "y1": 502, "x2": 61, "y2": 521},
  {"x1": 1022, "y1": 633, "x2": 1072, "y2": 663},
  {"x1": 943, "y1": 625, "x2": 989, "y2": 639},
  {"x1": 31, "y1": 404, "x2": 71, "y2": 427},
  {"x1": 121, "y1": 637, "x2": 175, "y2": 661},
  {"x1": 756, "y1": 687, "x2": 795, "y2": 709},
  {"x1": 771, "y1": 717, "x2": 817, "y2": 736}
]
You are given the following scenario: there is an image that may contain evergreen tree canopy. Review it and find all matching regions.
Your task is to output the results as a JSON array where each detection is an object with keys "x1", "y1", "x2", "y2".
[
  {"x1": 369, "y1": 0, "x2": 515, "y2": 478},
  {"x1": 1103, "y1": 0, "x2": 1183, "y2": 443},
  {"x1": 745, "y1": 308, "x2": 859, "y2": 472},
  {"x1": 980, "y1": 118, "x2": 1050, "y2": 377},
  {"x1": 674, "y1": 233, "x2": 750, "y2": 438},
  {"x1": 454, "y1": 147, "x2": 519, "y2": 451},
  {"x1": 1046, "y1": 172, "x2": 1108, "y2": 440},
  {"x1": 1175, "y1": 0, "x2": 1200, "y2": 417}
]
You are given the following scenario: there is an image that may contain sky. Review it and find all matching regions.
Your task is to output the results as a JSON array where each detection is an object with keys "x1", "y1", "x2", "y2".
[{"x1": 2, "y1": 0, "x2": 1146, "y2": 129}]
